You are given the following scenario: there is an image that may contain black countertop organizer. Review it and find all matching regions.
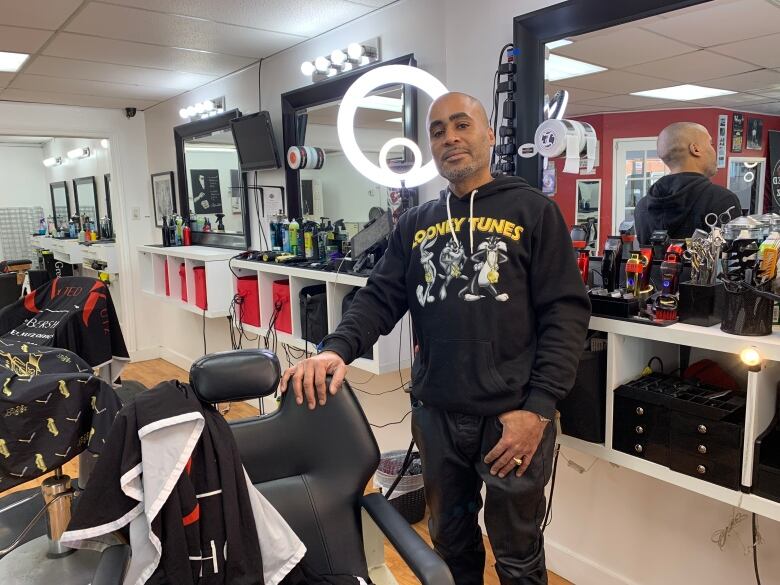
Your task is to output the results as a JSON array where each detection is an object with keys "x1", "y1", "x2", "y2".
[{"x1": 614, "y1": 373, "x2": 746, "y2": 489}]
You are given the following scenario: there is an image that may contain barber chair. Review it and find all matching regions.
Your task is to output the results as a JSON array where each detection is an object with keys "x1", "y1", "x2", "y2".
[
  {"x1": 192, "y1": 349, "x2": 454, "y2": 585},
  {"x1": 0, "y1": 272, "x2": 21, "y2": 310}
]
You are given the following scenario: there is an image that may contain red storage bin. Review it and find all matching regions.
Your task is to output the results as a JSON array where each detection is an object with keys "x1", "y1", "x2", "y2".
[
  {"x1": 272, "y1": 279, "x2": 292, "y2": 334},
  {"x1": 164, "y1": 262, "x2": 170, "y2": 296},
  {"x1": 193, "y1": 266, "x2": 207, "y2": 310},
  {"x1": 179, "y1": 263, "x2": 187, "y2": 302},
  {"x1": 236, "y1": 275, "x2": 260, "y2": 327}
]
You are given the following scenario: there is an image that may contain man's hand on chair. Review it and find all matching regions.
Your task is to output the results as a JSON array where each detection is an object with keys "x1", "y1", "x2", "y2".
[{"x1": 280, "y1": 351, "x2": 347, "y2": 410}]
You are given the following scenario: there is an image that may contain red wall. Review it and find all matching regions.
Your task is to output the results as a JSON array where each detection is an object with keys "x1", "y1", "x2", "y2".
[{"x1": 550, "y1": 108, "x2": 780, "y2": 250}]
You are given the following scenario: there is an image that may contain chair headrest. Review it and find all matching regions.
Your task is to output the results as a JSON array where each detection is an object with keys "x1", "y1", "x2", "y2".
[{"x1": 190, "y1": 349, "x2": 281, "y2": 404}]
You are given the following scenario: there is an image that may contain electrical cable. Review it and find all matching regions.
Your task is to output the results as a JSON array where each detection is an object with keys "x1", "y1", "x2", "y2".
[
  {"x1": 202, "y1": 307, "x2": 207, "y2": 355},
  {"x1": 370, "y1": 410, "x2": 411, "y2": 429},
  {"x1": 542, "y1": 444, "x2": 560, "y2": 532},
  {"x1": 753, "y1": 513, "x2": 762, "y2": 585}
]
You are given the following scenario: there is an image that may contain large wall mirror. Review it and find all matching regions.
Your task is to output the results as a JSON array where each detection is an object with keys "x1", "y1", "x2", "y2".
[
  {"x1": 50, "y1": 181, "x2": 71, "y2": 230},
  {"x1": 513, "y1": 0, "x2": 749, "y2": 252},
  {"x1": 73, "y1": 176, "x2": 98, "y2": 222},
  {"x1": 282, "y1": 54, "x2": 418, "y2": 228},
  {"x1": 174, "y1": 108, "x2": 250, "y2": 249}
]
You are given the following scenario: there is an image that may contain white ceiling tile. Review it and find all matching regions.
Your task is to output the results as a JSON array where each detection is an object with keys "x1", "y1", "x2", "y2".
[
  {"x1": 711, "y1": 32, "x2": 780, "y2": 69},
  {"x1": 108, "y1": 0, "x2": 376, "y2": 37},
  {"x1": 553, "y1": 28, "x2": 695, "y2": 69},
  {"x1": 10, "y1": 73, "x2": 176, "y2": 101},
  {"x1": 643, "y1": 0, "x2": 780, "y2": 47},
  {"x1": 44, "y1": 33, "x2": 255, "y2": 77},
  {"x1": 744, "y1": 101, "x2": 780, "y2": 115},
  {"x1": 558, "y1": 70, "x2": 675, "y2": 94},
  {"x1": 565, "y1": 104, "x2": 620, "y2": 116},
  {"x1": 705, "y1": 69, "x2": 780, "y2": 91},
  {"x1": 0, "y1": 88, "x2": 159, "y2": 110},
  {"x1": 0, "y1": 26, "x2": 53, "y2": 54},
  {"x1": 26, "y1": 56, "x2": 217, "y2": 92},
  {"x1": 0, "y1": 73, "x2": 14, "y2": 88},
  {"x1": 692, "y1": 92, "x2": 775, "y2": 106},
  {"x1": 545, "y1": 84, "x2": 614, "y2": 102},
  {"x1": 752, "y1": 88, "x2": 780, "y2": 99},
  {"x1": 65, "y1": 3, "x2": 305, "y2": 58},
  {"x1": 0, "y1": 0, "x2": 82, "y2": 30},
  {"x1": 624, "y1": 50, "x2": 757, "y2": 83},
  {"x1": 578, "y1": 94, "x2": 678, "y2": 111}
]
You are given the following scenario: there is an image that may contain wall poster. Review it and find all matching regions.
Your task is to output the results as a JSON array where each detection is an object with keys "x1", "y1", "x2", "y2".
[{"x1": 190, "y1": 169, "x2": 223, "y2": 213}]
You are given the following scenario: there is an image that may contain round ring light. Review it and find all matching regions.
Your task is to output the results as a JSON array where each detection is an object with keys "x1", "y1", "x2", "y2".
[{"x1": 337, "y1": 64, "x2": 448, "y2": 188}]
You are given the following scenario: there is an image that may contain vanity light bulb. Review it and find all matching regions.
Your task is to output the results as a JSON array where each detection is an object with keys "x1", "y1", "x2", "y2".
[
  {"x1": 342, "y1": 62, "x2": 353, "y2": 72},
  {"x1": 186, "y1": 105, "x2": 198, "y2": 117},
  {"x1": 360, "y1": 55, "x2": 371, "y2": 66},
  {"x1": 740, "y1": 347, "x2": 761, "y2": 368},
  {"x1": 327, "y1": 67, "x2": 338, "y2": 77},
  {"x1": 100, "y1": 139, "x2": 109, "y2": 149},
  {"x1": 43, "y1": 156, "x2": 60, "y2": 167},
  {"x1": 67, "y1": 147, "x2": 89, "y2": 159},
  {"x1": 300, "y1": 61, "x2": 316, "y2": 76},
  {"x1": 195, "y1": 102, "x2": 206, "y2": 114},
  {"x1": 347, "y1": 43, "x2": 364, "y2": 60},
  {"x1": 314, "y1": 56, "x2": 330, "y2": 72},
  {"x1": 179, "y1": 108, "x2": 189, "y2": 119},
  {"x1": 203, "y1": 99, "x2": 214, "y2": 111},
  {"x1": 331, "y1": 49, "x2": 347, "y2": 65}
]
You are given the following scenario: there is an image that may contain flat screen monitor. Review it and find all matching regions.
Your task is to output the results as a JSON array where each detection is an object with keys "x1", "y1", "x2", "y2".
[
  {"x1": 230, "y1": 111, "x2": 282, "y2": 171},
  {"x1": 350, "y1": 210, "x2": 393, "y2": 259}
]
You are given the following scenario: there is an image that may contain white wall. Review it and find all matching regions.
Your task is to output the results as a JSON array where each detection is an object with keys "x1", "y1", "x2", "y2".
[
  {"x1": 139, "y1": 2, "x2": 780, "y2": 584},
  {"x1": 0, "y1": 100, "x2": 158, "y2": 356},
  {"x1": 0, "y1": 144, "x2": 48, "y2": 211}
]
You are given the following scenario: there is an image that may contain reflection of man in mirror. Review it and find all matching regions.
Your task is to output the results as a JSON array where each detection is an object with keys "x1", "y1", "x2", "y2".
[{"x1": 633, "y1": 122, "x2": 741, "y2": 244}]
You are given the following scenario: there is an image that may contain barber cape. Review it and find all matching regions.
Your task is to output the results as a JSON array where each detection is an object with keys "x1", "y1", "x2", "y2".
[
  {"x1": 0, "y1": 277, "x2": 129, "y2": 383},
  {"x1": 61, "y1": 381, "x2": 305, "y2": 585}
]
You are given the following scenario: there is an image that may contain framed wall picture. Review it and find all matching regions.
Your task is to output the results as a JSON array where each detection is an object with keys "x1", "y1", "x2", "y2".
[
  {"x1": 151, "y1": 171, "x2": 176, "y2": 227},
  {"x1": 747, "y1": 117, "x2": 764, "y2": 150},
  {"x1": 190, "y1": 169, "x2": 223, "y2": 214},
  {"x1": 731, "y1": 113, "x2": 744, "y2": 153}
]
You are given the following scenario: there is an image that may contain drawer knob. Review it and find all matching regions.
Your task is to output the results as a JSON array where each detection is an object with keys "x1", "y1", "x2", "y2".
[
  {"x1": 698, "y1": 444, "x2": 707, "y2": 454},
  {"x1": 634, "y1": 444, "x2": 643, "y2": 453},
  {"x1": 696, "y1": 464, "x2": 707, "y2": 475},
  {"x1": 697, "y1": 424, "x2": 708, "y2": 434},
  {"x1": 636, "y1": 407, "x2": 644, "y2": 416},
  {"x1": 635, "y1": 425, "x2": 644, "y2": 435}
]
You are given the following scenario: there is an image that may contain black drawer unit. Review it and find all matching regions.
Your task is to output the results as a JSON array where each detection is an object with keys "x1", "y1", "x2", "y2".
[
  {"x1": 753, "y1": 392, "x2": 780, "y2": 502},
  {"x1": 612, "y1": 373, "x2": 746, "y2": 489}
]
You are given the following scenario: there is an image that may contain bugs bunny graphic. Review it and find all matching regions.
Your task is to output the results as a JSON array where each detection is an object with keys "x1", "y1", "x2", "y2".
[
  {"x1": 437, "y1": 238, "x2": 467, "y2": 300},
  {"x1": 416, "y1": 236, "x2": 438, "y2": 307},
  {"x1": 459, "y1": 236, "x2": 509, "y2": 302}
]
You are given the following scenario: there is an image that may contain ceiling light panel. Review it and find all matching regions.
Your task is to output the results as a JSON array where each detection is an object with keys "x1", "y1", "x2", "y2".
[
  {"x1": 631, "y1": 84, "x2": 736, "y2": 101},
  {"x1": 546, "y1": 54, "x2": 606, "y2": 82}
]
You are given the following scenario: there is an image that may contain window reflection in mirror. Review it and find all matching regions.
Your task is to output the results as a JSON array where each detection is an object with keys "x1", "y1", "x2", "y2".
[
  {"x1": 50, "y1": 181, "x2": 70, "y2": 229},
  {"x1": 544, "y1": 0, "x2": 780, "y2": 252},
  {"x1": 296, "y1": 85, "x2": 408, "y2": 236},
  {"x1": 183, "y1": 129, "x2": 244, "y2": 234}
]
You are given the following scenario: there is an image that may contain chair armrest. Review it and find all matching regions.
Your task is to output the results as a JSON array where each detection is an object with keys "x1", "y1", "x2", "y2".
[
  {"x1": 92, "y1": 544, "x2": 130, "y2": 585},
  {"x1": 361, "y1": 493, "x2": 454, "y2": 585}
]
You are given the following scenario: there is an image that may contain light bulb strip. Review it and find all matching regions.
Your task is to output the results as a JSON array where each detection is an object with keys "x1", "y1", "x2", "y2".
[
  {"x1": 179, "y1": 97, "x2": 224, "y2": 120},
  {"x1": 300, "y1": 39, "x2": 380, "y2": 82}
]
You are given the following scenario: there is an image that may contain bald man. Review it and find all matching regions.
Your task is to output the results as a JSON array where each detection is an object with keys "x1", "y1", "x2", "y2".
[
  {"x1": 634, "y1": 122, "x2": 741, "y2": 244},
  {"x1": 281, "y1": 92, "x2": 590, "y2": 584}
]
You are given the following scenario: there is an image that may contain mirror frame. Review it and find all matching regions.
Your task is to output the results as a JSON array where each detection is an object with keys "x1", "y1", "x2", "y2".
[
  {"x1": 103, "y1": 173, "x2": 113, "y2": 228},
  {"x1": 281, "y1": 53, "x2": 418, "y2": 219},
  {"x1": 174, "y1": 108, "x2": 250, "y2": 250},
  {"x1": 511, "y1": 0, "x2": 712, "y2": 187},
  {"x1": 49, "y1": 181, "x2": 71, "y2": 227},
  {"x1": 73, "y1": 176, "x2": 99, "y2": 221}
]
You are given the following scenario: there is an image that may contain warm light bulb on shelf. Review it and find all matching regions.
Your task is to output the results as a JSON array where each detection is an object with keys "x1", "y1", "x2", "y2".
[
  {"x1": 740, "y1": 347, "x2": 762, "y2": 370},
  {"x1": 314, "y1": 56, "x2": 330, "y2": 72},
  {"x1": 331, "y1": 49, "x2": 347, "y2": 65},
  {"x1": 347, "y1": 43, "x2": 364, "y2": 60}
]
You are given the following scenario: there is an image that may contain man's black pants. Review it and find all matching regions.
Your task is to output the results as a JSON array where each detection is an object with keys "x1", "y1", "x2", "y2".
[{"x1": 411, "y1": 401, "x2": 556, "y2": 585}]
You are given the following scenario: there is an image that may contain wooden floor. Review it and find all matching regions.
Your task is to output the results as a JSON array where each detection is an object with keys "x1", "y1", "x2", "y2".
[{"x1": 7, "y1": 358, "x2": 571, "y2": 585}]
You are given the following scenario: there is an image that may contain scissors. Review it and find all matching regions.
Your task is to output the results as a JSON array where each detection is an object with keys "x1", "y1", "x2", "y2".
[{"x1": 704, "y1": 205, "x2": 736, "y2": 231}]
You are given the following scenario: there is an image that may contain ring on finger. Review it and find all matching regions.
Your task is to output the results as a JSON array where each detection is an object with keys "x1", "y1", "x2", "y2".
[{"x1": 512, "y1": 456, "x2": 523, "y2": 466}]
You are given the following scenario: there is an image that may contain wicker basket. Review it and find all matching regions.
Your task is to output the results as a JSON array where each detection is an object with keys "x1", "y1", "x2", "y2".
[{"x1": 375, "y1": 450, "x2": 426, "y2": 524}]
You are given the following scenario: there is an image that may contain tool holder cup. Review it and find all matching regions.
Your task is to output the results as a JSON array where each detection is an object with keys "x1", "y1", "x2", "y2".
[
  {"x1": 678, "y1": 281, "x2": 725, "y2": 327},
  {"x1": 720, "y1": 278, "x2": 777, "y2": 336}
]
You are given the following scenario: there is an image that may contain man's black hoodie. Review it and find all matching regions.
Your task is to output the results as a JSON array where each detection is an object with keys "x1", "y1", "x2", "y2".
[
  {"x1": 320, "y1": 175, "x2": 590, "y2": 420},
  {"x1": 634, "y1": 172, "x2": 741, "y2": 244}
]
